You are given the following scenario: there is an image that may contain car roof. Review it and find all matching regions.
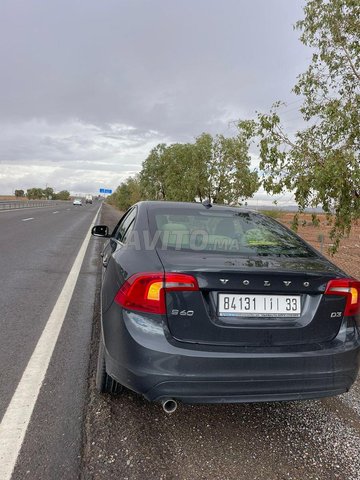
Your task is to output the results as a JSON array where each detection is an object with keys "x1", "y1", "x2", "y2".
[{"x1": 139, "y1": 200, "x2": 257, "y2": 214}]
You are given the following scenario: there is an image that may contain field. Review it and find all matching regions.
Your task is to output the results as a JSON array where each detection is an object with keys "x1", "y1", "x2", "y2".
[
  {"x1": 278, "y1": 212, "x2": 360, "y2": 280},
  {"x1": 0, "y1": 195, "x2": 28, "y2": 201}
]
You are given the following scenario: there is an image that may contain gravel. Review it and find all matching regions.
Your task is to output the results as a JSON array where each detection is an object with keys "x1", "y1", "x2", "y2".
[
  {"x1": 340, "y1": 381, "x2": 360, "y2": 419},
  {"x1": 81, "y1": 387, "x2": 360, "y2": 480}
]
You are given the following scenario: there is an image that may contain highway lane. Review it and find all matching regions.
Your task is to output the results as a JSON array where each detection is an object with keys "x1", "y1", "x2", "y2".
[{"x1": 0, "y1": 201, "x2": 104, "y2": 479}]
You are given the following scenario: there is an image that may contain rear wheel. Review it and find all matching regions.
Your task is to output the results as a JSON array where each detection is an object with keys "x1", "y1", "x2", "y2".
[{"x1": 96, "y1": 337, "x2": 123, "y2": 395}]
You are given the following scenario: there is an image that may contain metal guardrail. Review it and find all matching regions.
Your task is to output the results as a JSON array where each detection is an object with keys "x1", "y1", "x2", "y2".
[{"x1": 0, "y1": 200, "x2": 70, "y2": 210}]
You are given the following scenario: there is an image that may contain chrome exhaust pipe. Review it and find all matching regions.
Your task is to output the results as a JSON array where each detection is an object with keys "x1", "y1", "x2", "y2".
[{"x1": 162, "y1": 399, "x2": 178, "y2": 414}]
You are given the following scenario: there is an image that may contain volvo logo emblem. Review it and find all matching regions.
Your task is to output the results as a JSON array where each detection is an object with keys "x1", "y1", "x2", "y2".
[
  {"x1": 264, "y1": 281, "x2": 271, "y2": 287},
  {"x1": 220, "y1": 279, "x2": 229, "y2": 284},
  {"x1": 283, "y1": 281, "x2": 292, "y2": 286},
  {"x1": 303, "y1": 282, "x2": 310, "y2": 287},
  {"x1": 243, "y1": 280, "x2": 250, "y2": 286}
]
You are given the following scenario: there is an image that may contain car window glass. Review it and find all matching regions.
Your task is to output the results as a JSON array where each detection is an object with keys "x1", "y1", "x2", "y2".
[
  {"x1": 111, "y1": 211, "x2": 129, "y2": 238},
  {"x1": 115, "y1": 207, "x2": 137, "y2": 243},
  {"x1": 112, "y1": 208, "x2": 133, "y2": 241},
  {"x1": 149, "y1": 208, "x2": 316, "y2": 258},
  {"x1": 122, "y1": 217, "x2": 136, "y2": 244}
]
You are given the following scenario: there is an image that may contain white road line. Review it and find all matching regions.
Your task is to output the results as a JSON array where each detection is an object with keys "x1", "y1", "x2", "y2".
[
  {"x1": 21, "y1": 217, "x2": 34, "y2": 222},
  {"x1": 52, "y1": 211, "x2": 59, "y2": 214},
  {"x1": 0, "y1": 206, "x2": 101, "y2": 480}
]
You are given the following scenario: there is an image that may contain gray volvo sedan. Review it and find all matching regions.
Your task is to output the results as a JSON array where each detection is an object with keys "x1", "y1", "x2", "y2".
[{"x1": 92, "y1": 201, "x2": 360, "y2": 412}]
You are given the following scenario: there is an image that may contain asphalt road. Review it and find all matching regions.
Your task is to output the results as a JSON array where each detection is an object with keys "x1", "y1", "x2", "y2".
[
  {"x1": 1, "y1": 202, "x2": 360, "y2": 480},
  {"x1": 0, "y1": 201, "x2": 103, "y2": 479}
]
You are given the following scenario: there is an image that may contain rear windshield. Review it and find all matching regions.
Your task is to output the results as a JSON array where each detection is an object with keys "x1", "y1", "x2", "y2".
[{"x1": 148, "y1": 207, "x2": 316, "y2": 258}]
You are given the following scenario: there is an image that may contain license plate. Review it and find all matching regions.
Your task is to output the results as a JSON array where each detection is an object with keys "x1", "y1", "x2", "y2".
[{"x1": 218, "y1": 294, "x2": 301, "y2": 317}]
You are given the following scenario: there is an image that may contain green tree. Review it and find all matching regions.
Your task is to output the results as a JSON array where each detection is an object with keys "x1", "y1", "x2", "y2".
[
  {"x1": 108, "y1": 176, "x2": 142, "y2": 211},
  {"x1": 159, "y1": 142, "x2": 200, "y2": 202},
  {"x1": 15, "y1": 189, "x2": 24, "y2": 197},
  {"x1": 139, "y1": 134, "x2": 259, "y2": 205},
  {"x1": 194, "y1": 133, "x2": 259, "y2": 204},
  {"x1": 238, "y1": 0, "x2": 360, "y2": 252},
  {"x1": 26, "y1": 188, "x2": 45, "y2": 199},
  {"x1": 55, "y1": 190, "x2": 70, "y2": 200},
  {"x1": 43, "y1": 187, "x2": 54, "y2": 199},
  {"x1": 140, "y1": 144, "x2": 168, "y2": 200}
]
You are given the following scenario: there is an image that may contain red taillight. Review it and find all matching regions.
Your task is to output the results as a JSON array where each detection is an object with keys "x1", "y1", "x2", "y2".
[
  {"x1": 325, "y1": 279, "x2": 360, "y2": 316},
  {"x1": 114, "y1": 272, "x2": 199, "y2": 314}
]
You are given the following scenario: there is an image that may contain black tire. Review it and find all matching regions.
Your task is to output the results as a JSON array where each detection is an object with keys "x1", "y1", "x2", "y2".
[{"x1": 96, "y1": 337, "x2": 123, "y2": 395}]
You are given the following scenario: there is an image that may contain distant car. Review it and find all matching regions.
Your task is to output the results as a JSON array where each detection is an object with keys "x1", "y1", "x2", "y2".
[
  {"x1": 85, "y1": 194, "x2": 93, "y2": 204},
  {"x1": 91, "y1": 201, "x2": 360, "y2": 412},
  {"x1": 73, "y1": 198, "x2": 82, "y2": 206}
]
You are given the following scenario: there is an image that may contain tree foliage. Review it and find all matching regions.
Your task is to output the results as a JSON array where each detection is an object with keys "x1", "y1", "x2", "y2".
[
  {"x1": 43, "y1": 187, "x2": 54, "y2": 199},
  {"x1": 140, "y1": 144, "x2": 168, "y2": 200},
  {"x1": 108, "y1": 176, "x2": 142, "y2": 211},
  {"x1": 139, "y1": 132, "x2": 259, "y2": 205},
  {"x1": 238, "y1": 0, "x2": 360, "y2": 252},
  {"x1": 109, "y1": 130, "x2": 259, "y2": 211},
  {"x1": 194, "y1": 133, "x2": 259, "y2": 204},
  {"x1": 15, "y1": 189, "x2": 24, "y2": 197},
  {"x1": 25, "y1": 187, "x2": 70, "y2": 200},
  {"x1": 55, "y1": 190, "x2": 70, "y2": 200},
  {"x1": 26, "y1": 188, "x2": 45, "y2": 199}
]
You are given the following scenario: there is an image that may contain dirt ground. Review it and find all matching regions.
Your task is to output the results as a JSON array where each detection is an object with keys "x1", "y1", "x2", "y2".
[
  {"x1": 0, "y1": 195, "x2": 27, "y2": 201},
  {"x1": 278, "y1": 212, "x2": 360, "y2": 280}
]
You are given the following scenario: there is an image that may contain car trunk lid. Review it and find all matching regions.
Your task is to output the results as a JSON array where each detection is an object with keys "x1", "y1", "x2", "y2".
[{"x1": 158, "y1": 250, "x2": 347, "y2": 347}]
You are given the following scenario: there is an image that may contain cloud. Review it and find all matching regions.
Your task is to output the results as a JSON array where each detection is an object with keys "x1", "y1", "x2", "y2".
[
  {"x1": 0, "y1": 119, "x2": 172, "y2": 194},
  {"x1": 0, "y1": 0, "x2": 308, "y2": 195}
]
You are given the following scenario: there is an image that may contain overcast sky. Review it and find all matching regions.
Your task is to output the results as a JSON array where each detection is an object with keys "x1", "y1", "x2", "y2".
[{"x1": 0, "y1": 0, "x2": 308, "y2": 198}]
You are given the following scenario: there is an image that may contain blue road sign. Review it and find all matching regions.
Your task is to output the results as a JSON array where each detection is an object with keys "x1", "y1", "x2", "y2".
[
  {"x1": 99, "y1": 188, "x2": 105, "y2": 193},
  {"x1": 99, "y1": 188, "x2": 112, "y2": 194}
]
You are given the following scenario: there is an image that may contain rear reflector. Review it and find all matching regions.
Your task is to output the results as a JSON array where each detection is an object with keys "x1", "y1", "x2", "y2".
[
  {"x1": 325, "y1": 279, "x2": 360, "y2": 316},
  {"x1": 115, "y1": 272, "x2": 199, "y2": 314}
]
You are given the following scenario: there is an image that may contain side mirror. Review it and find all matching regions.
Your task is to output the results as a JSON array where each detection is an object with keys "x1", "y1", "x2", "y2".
[{"x1": 91, "y1": 225, "x2": 110, "y2": 237}]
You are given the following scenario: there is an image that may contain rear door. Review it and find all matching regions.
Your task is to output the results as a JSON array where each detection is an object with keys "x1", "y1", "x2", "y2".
[{"x1": 101, "y1": 207, "x2": 137, "y2": 311}]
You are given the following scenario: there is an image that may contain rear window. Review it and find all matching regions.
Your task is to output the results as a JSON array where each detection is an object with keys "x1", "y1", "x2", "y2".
[{"x1": 149, "y1": 207, "x2": 316, "y2": 258}]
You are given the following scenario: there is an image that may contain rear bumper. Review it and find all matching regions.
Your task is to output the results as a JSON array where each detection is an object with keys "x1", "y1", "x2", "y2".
[
  {"x1": 143, "y1": 376, "x2": 352, "y2": 403},
  {"x1": 103, "y1": 308, "x2": 360, "y2": 403}
]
